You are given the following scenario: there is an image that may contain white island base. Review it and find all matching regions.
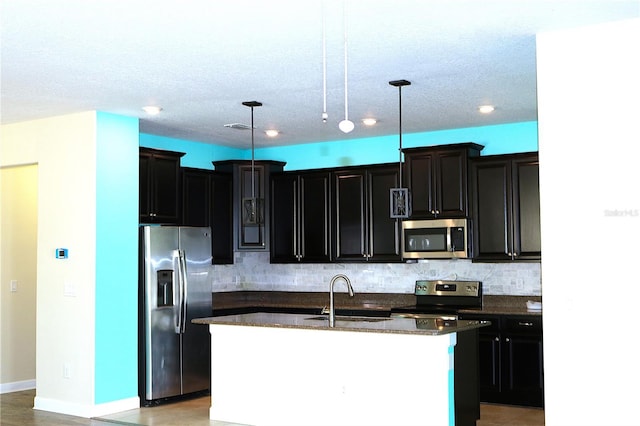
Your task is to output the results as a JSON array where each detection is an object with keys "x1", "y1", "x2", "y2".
[{"x1": 207, "y1": 322, "x2": 457, "y2": 426}]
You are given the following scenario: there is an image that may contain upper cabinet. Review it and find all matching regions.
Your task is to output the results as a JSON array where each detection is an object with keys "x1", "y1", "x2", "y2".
[
  {"x1": 213, "y1": 160, "x2": 285, "y2": 251},
  {"x1": 182, "y1": 167, "x2": 234, "y2": 264},
  {"x1": 404, "y1": 143, "x2": 483, "y2": 219},
  {"x1": 270, "y1": 171, "x2": 332, "y2": 263},
  {"x1": 333, "y1": 164, "x2": 402, "y2": 263},
  {"x1": 139, "y1": 148, "x2": 185, "y2": 224},
  {"x1": 470, "y1": 153, "x2": 541, "y2": 261}
]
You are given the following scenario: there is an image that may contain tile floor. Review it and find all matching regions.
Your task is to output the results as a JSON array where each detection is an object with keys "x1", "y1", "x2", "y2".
[{"x1": 1, "y1": 389, "x2": 544, "y2": 425}]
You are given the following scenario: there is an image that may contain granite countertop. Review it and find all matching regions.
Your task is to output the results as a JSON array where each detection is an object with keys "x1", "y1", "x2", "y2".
[
  {"x1": 194, "y1": 312, "x2": 490, "y2": 336},
  {"x1": 471, "y1": 295, "x2": 542, "y2": 316},
  {"x1": 212, "y1": 291, "x2": 542, "y2": 317}
]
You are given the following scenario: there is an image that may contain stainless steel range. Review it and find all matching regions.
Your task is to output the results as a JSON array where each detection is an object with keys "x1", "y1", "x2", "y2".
[{"x1": 391, "y1": 279, "x2": 482, "y2": 319}]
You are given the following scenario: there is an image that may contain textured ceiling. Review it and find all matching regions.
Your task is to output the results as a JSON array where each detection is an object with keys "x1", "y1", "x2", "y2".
[{"x1": 1, "y1": 0, "x2": 638, "y2": 148}]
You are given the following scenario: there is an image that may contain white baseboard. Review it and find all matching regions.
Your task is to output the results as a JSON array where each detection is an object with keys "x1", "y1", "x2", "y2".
[
  {"x1": 0, "y1": 379, "x2": 36, "y2": 394},
  {"x1": 34, "y1": 395, "x2": 140, "y2": 418}
]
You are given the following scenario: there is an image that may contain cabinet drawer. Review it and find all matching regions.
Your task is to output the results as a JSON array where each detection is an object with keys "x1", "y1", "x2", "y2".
[
  {"x1": 502, "y1": 316, "x2": 542, "y2": 334},
  {"x1": 458, "y1": 313, "x2": 500, "y2": 333}
]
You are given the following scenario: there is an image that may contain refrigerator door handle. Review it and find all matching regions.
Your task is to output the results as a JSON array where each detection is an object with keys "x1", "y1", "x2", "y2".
[
  {"x1": 173, "y1": 250, "x2": 181, "y2": 334},
  {"x1": 177, "y1": 249, "x2": 188, "y2": 334}
]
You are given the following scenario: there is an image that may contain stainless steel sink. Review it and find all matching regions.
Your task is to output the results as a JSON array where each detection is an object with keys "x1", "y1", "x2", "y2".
[{"x1": 305, "y1": 315, "x2": 391, "y2": 323}]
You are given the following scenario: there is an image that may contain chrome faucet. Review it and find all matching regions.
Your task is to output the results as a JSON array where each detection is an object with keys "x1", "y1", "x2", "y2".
[{"x1": 329, "y1": 274, "x2": 355, "y2": 327}]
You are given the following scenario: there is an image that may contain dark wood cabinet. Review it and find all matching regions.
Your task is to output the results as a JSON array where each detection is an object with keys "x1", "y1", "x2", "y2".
[
  {"x1": 333, "y1": 164, "x2": 401, "y2": 262},
  {"x1": 210, "y1": 172, "x2": 234, "y2": 264},
  {"x1": 139, "y1": 148, "x2": 185, "y2": 224},
  {"x1": 213, "y1": 160, "x2": 285, "y2": 251},
  {"x1": 460, "y1": 314, "x2": 544, "y2": 407},
  {"x1": 182, "y1": 167, "x2": 234, "y2": 264},
  {"x1": 471, "y1": 153, "x2": 541, "y2": 261},
  {"x1": 404, "y1": 143, "x2": 483, "y2": 219},
  {"x1": 182, "y1": 168, "x2": 211, "y2": 227},
  {"x1": 271, "y1": 171, "x2": 332, "y2": 263}
]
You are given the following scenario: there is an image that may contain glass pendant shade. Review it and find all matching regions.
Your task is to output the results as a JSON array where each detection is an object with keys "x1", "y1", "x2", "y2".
[
  {"x1": 390, "y1": 188, "x2": 411, "y2": 218},
  {"x1": 242, "y1": 197, "x2": 264, "y2": 225}
]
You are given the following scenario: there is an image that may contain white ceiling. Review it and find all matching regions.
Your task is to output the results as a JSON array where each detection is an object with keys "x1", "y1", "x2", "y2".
[{"x1": 1, "y1": 0, "x2": 638, "y2": 148}]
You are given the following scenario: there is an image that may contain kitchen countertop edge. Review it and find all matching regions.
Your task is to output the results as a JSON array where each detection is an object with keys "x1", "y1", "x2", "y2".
[{"x1": 194, "y1": 312, "x2": 490, "y2": 336}]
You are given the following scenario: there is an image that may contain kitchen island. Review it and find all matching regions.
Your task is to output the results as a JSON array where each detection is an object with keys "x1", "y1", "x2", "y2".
[{"x1": 193, "y1": 313, "x2": 488, "y2": 426}]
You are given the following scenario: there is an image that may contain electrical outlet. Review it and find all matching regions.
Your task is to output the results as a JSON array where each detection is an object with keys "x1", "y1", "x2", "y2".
[{"x1": 10, "y1": 280, "x2": 18, "y2": 292}]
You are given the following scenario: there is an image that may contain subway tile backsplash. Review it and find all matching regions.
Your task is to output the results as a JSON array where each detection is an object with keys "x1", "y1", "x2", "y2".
[{"x1": 212, "y1": 252, "x2": 541, "y2": 296}]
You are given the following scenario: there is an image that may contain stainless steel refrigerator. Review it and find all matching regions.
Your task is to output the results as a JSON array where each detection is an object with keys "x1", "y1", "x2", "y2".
[{"x1": 139, "y1": 226, "x2": 212, "y2": 405}]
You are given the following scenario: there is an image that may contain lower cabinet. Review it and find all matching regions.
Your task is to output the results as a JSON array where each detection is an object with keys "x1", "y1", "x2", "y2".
[{"x1": 459, "y1": 314, "x2": 544, "y2": 407}]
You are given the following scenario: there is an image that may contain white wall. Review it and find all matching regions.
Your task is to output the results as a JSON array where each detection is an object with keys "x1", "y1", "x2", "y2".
[
  {"x1": 537, "y1": 18, "x2": 640, "y2": 425},
  {"x1": 2, "y1": 113, "x2": 99, "y2": 411},
  {"x1": 1, "y1": 112, "x2": 140, "y2": 417},
  {"x1": 0, "y1": 164, "x2": 38, "y2": 392}
]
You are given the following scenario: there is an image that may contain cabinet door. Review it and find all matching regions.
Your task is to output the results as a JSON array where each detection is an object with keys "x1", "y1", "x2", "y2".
[
  {"x1": 139, "y1": 149, "x2": 184, "y2": 224},
  {"x1": 334, "y1": 171, "x2": 366, "y2": 261},
  {"x1": 299, "y1": 172, "x2": 331, "y2": 262},
  {"x1": 139, "y1": 153, "x2": 152, "y2": 221},
  {"x1": 436, "y1": 150, "x2": 468, "y2": 218},
  {"x1": 182, "y1": 168, "x2": 211, "y2": 227},
  {"x1": 478, "y1": 330, "x2": 502, "y2": 401},
  {"x1": 512, "y1": 158, "x2": 541, "y2": 260},
  {"x1": 406, "y1": 152, "x2": 435, "y2": 218},
  {"x1": 151, "y1": 155, "x2": 182, "y2": 223},
  {"x1": 501, "y1": 315, "x2": 544, "y2": 407},
  {"x1": 503, "y1": 333, "x2": 544, "y2": 407},
  {"x1": 211, "y1": 172, "x2": 233, "y2": 264},
  {"x1": 472, "y1": 159, "x2": 513, "y2": 261},
  {"x1": 238, "y1": 164, "x2": 266, "y2": 249},
  {"x1": 367, "y1": 167, "x2": 401, "y2": 262},
  {"x1": 270, "y1": 174, "x2": 298, "y2": 263}
]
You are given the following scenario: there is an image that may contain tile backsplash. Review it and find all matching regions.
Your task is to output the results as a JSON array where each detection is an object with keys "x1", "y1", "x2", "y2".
[{"x1": 212, "y1": 252, "x2": 541, "y2": 296}]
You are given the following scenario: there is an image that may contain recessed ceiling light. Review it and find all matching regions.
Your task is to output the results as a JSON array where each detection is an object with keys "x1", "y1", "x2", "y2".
[
  {"x1": 362, "y1": 118, "x2": 377, "y2": 126},
  {"x1": 478, "y1": 105, "x2": 495, "y2": 114},
  {"x1": 265, "y1": 129, "x2": 279, "y2": 137},
  {"x1": 142, "y1": 106, "x2": 162, "y2": 115}
]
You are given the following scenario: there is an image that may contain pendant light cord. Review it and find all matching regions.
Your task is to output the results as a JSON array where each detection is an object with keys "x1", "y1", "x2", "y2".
[
  {"x1": 250, "y1": 106, "x2": 255, "y2": 201},
  {"x1": 342, "y1": 0, "x2": 349, "y2": 122},
  {"x1": 322, "y1": 0, "x2": 327, "y2": 122},
  {"x1": 398, "y1": 85, "x2": 403, "y2": 186}
]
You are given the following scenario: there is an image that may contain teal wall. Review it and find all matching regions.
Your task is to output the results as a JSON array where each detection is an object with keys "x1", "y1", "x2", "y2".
[
  {"x1": 141, "y1": 121, "x2": 538, "y2": 171},
  {"x1": 95, "y1": 112, "x2": 139, "y2": 403},
  {"x1": 140, "y1": 134, "x2": 245, "y2": 170}
]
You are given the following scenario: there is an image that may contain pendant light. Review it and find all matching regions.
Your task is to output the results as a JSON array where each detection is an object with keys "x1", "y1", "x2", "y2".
[
  {"x1": 338, "y1": 0, "x2": 354, "y2": 133},
  {"x1": 242, "y1": 101, "x2": 263, "y2": 225},
  {"x1": 389, "y1": 79, "x2": 411, "y2": 218}
]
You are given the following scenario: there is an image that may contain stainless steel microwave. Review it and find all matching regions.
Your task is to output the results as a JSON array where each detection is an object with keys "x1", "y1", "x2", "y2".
[{"x1": 401, "y1": 218, "x2": 469, "y2": 259}]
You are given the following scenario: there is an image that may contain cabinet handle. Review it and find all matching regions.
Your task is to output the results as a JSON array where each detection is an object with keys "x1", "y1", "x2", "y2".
[
  {"x1": 505, "y1": 337, "x2": 510, "y2": 342},
  {"x1": 494, "y1": 337, "x2": 500, "y2": 342},
  {"x1": 518, "y1": 321, "x2": 534, "y2": 327}
]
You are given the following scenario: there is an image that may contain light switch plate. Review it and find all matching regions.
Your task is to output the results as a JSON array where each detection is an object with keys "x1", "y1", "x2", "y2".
[
  {"x1": 63, "y1": 281, "x2": 76, "y2": 297},
  {"x1": 10, "y1": 280, "x2": 18, "y2": 292}
]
